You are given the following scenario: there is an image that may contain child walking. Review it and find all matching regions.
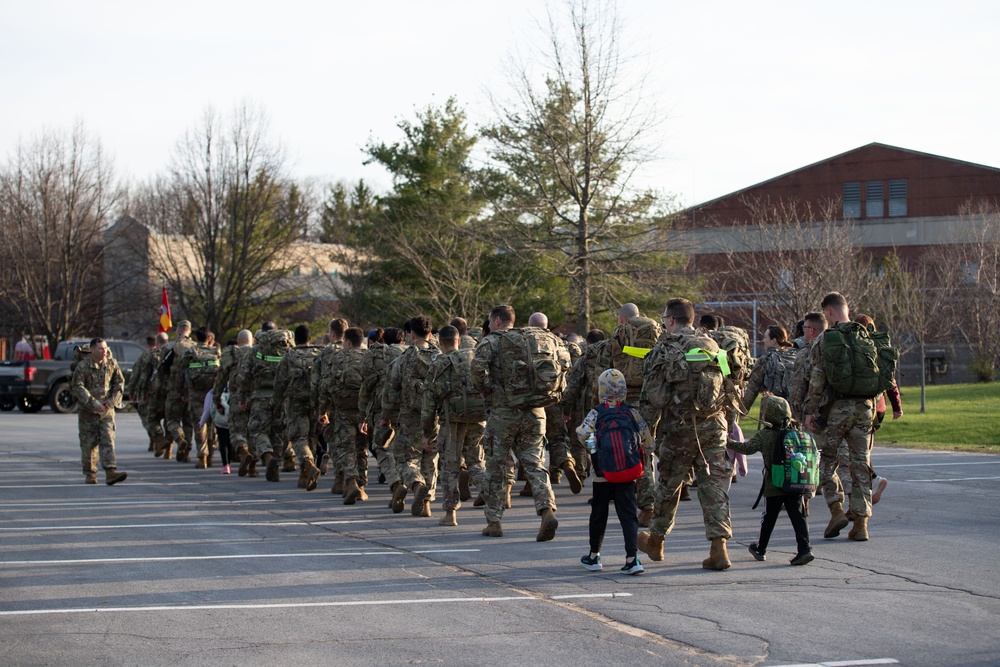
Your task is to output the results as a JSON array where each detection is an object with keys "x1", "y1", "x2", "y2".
[
  {"x1": 728, "y1": 395, "x2": 814, "y2": 565},
  {"x1": 577, "y1": 369, "x2": 654, "y2": 575}
]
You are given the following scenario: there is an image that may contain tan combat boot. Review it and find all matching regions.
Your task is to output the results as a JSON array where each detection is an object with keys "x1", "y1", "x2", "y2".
[
  {"x1": 637, "y1": 508, "x2": 653, "y2": 528},
  {"x1": 301, "y1": 460, "x2": 320, "y2": 492},
  {"x1": 679, "y1": 484, "x2": 691, "y2": 501},
  {"x1": 105, "y1": 468, "x2": 127, "y2": 486},
  {"x1": 849, "y1": 515, "x2": 870, "y2": 541},
  {"x1": 418, "y1": 499, "x2": 432, "y2": 517},
  {"x1": 439, "y1": 509, "x2": 457, "y2": 526},
  {"x1": 344, "y1": 478, "x2": 362, "y2": 505},
  {"x1": 390, "y1": 481, "x2": 407, "y2": 513},
  {"x1": 411, "y1": 483, "x2": 429, "y2": 517},
  {"x1": 824, "y1": 501, "x2": 850, "y2": 539},
  {"x1": 162, "y1": 440, "x2": 174, "y2": 461},
  {"x1": 263, "y1": 453, "x2": 279, "y2": 482},
  {"x1": 176, "y1": 440, "x2": 191, "y2": 463},
  {"x1": 195, "y1": 455, "x2": 208, "y2": 469},
  {"x1": 561, "y1": 461, "x2": 583, "y2": 494},
  {"x1": 282, "y1": 453, "x2": 296, "y2": 473},
  {"x1": 84, "y1": 473, "x2": 97, "y2": 484},
  {"x1": 358, "y1": 485, "x2": 368, "y2": 501},
  {"x1": 504, "y1": 484, "x2": 512, "y2": 509},
  {"x1": 331, "y1": 474, "x2": 344, "y2": 495},
  {"x1": 519, "y1": 480, "x2": 533, "y2": 497},
  {"x1": 206, "y1": 452, "x2": 214, "y2": 468},
  {"x1": 153, "y1": 435, "x2": 168, "y2": 458},
  {"x1": 458, "y1": 470, "x2": 472, "y2": 501},
  {"x1": 637, "y1": 531, "x2": 664, "y2": 561},
  {"x1": 237, "y1": 448, "x2": 254, "y2": 477},
  {"x1": 482, "y1": 521, "x2": 504, "y2": 537},
  {"x1": 702, "y1": 537, "x2": 732, "y2": 570},
  {"x1": 536, "y1": 508, "x2": 558, "y2": 542},
  {"x1": 549, "y1": 467, "x2": 562, "y2": 484},
  {"x1": 473, "y1": 492, "x2": 485, "y2": 507}
]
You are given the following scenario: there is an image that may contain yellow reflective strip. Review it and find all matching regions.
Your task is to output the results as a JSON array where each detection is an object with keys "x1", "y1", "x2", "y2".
[
  {"x1": 622, "y1": 345, "x2": 652, "y2": 359},
  {"x1": 715, "y1": 350, "x2": 731, "y2": 377}
]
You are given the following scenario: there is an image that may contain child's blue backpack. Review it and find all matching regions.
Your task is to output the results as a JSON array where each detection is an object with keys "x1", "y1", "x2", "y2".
[
  {"x1": 593, "y1": 404, "x2": 645, "y2": 483},
  {"x1": 771, "y1": 429, "x2": 819, "y2": 494}
]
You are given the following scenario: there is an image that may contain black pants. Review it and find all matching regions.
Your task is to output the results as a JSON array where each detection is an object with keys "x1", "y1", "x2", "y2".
[
  {"x1": 589, "y1": 481, "x2": 639, "y2": 558},
  {"x1": 758, "y1": 494, "x2": 811, "y2": 555},
  {"x1": 215, "y1": 426, "x2": 232, "y2": 466}
]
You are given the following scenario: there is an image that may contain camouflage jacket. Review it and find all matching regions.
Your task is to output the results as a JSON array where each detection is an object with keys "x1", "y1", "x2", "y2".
[
  {"x1": 126, "y1": 348, "x2": 156, "y2": 400},
  {"x1": 72, "y1": 355, "x2": 124, "y2": 415},
  {"x1": 273, "y1": 345, "x2": 323, "y2": 416},
  {"x1": 458, "y1": 334, "x2": 477, "y2": 350},
  {"x1": 788, "y1": 341, "x2": 815, "y2": 422},
  {"x1": 167, "y1": 336, "x2": 197, "y2": 396},
  {"x1": 309, "y1": 342, "x2": 343, "y2": 416},
  {"x1": 469, "y1": 327, "x2": 570, "y2": 410},
  {"x1": 382, "y1": 342, "x2": 439, "y2": 419},
  {"x1": 235, "y1": 341, "x2": 286, "y2": 403},
  {"x1": 803, "y1": 331, "x2": 851, "y2": 418},
  {"x1": 217, "y1": 345, "x2": 252, "y2": 410},
  {"x1": 358, "y1": 342, "x2": 407, "y2": 420},
  {"x1": 319, "y1": 346, "x2": 366, "y2": 415},
  {"x1": 420, "y1": 347, "x2": 484, "y2": 436},
  {"x1": 561, "y1": 338, "x2": 613, "y2": 417}
]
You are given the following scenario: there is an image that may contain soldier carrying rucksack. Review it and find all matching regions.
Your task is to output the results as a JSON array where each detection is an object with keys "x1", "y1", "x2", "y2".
[
  {"x1": 742, "y1": 324, "x2": 797, "y2": 410},
  {"x1": 178, "y1": 327, "x2": 221, "y2": 468},
  {"x1": 803, "y1": 292, "x2": 899, "y2": 543}
]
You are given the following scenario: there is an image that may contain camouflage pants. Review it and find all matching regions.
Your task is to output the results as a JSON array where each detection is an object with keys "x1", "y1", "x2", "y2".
[
  {"x1": 229, "y1": 403, "x2": 250, "y2": 448},
  {"x1": 285, "y1": 408, "x2": 317, "y2": 466},
  {"x1": 836, "y1": 413, "x2": 881, "y2": 499},
  {"x1": 186, "y1": 389, "x2": 209, "y2": 458},
  {"x1": 248, "y1": 396, "x2": 287, "y2": 460},
  {"x1": 165, "y1": 391, "x2": 194, "y2": 447},
  {"x1": 438, "y1": 420, "x2": 486, "y2": 511},
  {"x1": 818, "y1": 399, "x2": 875, "y2": 517},
  {"x1": 369, "y1": 415, "x2": 400, "y2": 488},
  {"x1": 482, "y1": 406, "x2": 555, "y2": 523},
  {"x1": 78, "y1": 410, "x2": 117, "y2": 475},
  {"x1": 635, "y1": 450, "x2": 656, "y2": 511},
  {"x1": 332, "y1": 408, "x2": 369, "y2": 486},
  {"x1": 544, "y1": 403, "x2": 573, "y2": 470},
  {"x1": 136, "y1": 397, "x2": 164, "y2": 445},
  {"x1": 394, "y1": 410, "x2": 438, "y2": 499},
  {"x1": 649, "y1": 425, "x2": 732, "y2": 541}
]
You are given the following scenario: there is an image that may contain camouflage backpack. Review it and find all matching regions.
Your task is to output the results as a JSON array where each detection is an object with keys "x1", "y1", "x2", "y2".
[
  {"x1": 282, "y1": 346, "x2": 323, "y2": 403},
  {"x1": 184, "y1": 345, "x2": 221, "y2": 392},
  {"x1": 642, "y1": 332, "x2": 733, "y2": 420},
  {"x1": 494, "y1": 327, "x2": 570, "y2": 409},
  {"x1": 822, "y1": 322, "x2": 899, "y2": 398},
  {"x1": 401, "y1": 345, "x2": 439, "y2": 409},
  {"x1": 611, "y1": 316, "x2": 661, "y2": 397},
  {"x1": 253, "y1": 329, "x2": 294, "y2": 391},
  {"x1": 331, "y1": 348, "x2": 366, "y2": 409},
  {"x1": 761, "y1": 346, "x2": 797, "y2": 399},
  {"x1": 444, "y1": 348, "x2": 486, "y2": 423},
  {"x1": 707, "y1": 325, "x2": 753, "y2": 387},
  {"x1": 70, "y1": 343, "x2": 116, "y2": 373}
]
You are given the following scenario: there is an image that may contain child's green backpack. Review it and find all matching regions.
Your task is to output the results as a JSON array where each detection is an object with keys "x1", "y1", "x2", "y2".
[{"x1": 771, "y1": 429, "x2": 819, "y2": 494}]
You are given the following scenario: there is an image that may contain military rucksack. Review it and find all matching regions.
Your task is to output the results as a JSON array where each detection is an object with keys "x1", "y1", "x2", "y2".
[
  {"x1": 70, "y1": 343, "x2": 115, "y2": 373},
  {"x1": 611, "y1": 316, "x2": 661, "y2": 396},
  {"x1": 707, "y1": 325, "x2": 753, "y2": 387},
  {"x1": 494, "y1": 327, "x2": 569, "y2": 409},
  {"x1": 761, "y1": 346, "x2": 797, "y2": 399},
  {"x1": 282, "y1": 346, "x2": 322, "y2": 403},
  {"x1": 444, "y1": 348, "x2": 486, "y2": 423},
  {"x1": 252, "y1": 329, "x2": 294, "y2": 391},
  {"x1": 593, "y1": 404, "x2": 645, "y2": 483},
  {"x1": 642, "y1": 333, "x2": 733, "y2": 419},
  {"x1": 822, "y1": 322, "x2": 899, "y2": 398},
  {"x1": 184, "y1": 345, "x2": 221, "y2": 392},
  {"x1": 771, "y1": 429, "x2": 820, "y2": 495},
  {"x1": 401, "y1": 345, "x2": 438, "y2": 409},
  {"x1": 331, "y1": 348, "x2": 366, "y2": 409}
]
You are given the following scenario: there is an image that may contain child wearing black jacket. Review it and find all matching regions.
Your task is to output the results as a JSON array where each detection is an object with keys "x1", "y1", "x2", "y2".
[{"x1": 728, "y1": 395, "x2": 814, "y2": 565}]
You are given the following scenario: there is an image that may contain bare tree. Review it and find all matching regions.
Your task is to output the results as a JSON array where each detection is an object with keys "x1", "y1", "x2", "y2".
[
  {"x1": 128, "y1": 104, "x2": 305, "y2": 335},
  {"x1": 0, "y1": 124, "x2": 125, "y2": 349},
  {"x1": 481, "y1": 0, "x2": 680, "y2": 333}
]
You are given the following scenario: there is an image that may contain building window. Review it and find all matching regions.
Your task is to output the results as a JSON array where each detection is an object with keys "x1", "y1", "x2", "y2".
[
  {"x1": 962, "y1": 261, "x2": 980, "y2": 284},
  {"x1": 889, "y1": 179, "x2": 907, "y2": 217},
  {"x1": 291, "y1": 266, "x2": 300, "y2": 277},
  {"x1": 776, "y1": 268, "x2": 794, "y2": 291},
  {"x1": 311, "y1": 267, "x2": 320, "y2": 277},
  {"x1": 329, "y1": 269, "x2": 338, "y2": 279},
  {"x1": 843, "y1": 182, "x2": 861, "y2": 218},
  {"x1": 866, "y1": 181, "x2": 884, "y2": 218}
]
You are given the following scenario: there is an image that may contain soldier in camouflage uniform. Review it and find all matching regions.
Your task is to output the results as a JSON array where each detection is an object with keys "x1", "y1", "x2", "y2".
[
  {"x1": 176, "y1": 327, "x2": 221, "y2": 468},
  {"x1": 163, "y1": 320, "x2": 197, "y2": 463},
  {"x1": 788, "y1": 312, "x2": 826, "y2": 422},
  {"x1": 318, "y1": 327, "x2": 369, "y2": 504},
  {"x1": 449, "y1": 317, "x2": 478, "y2": 350},
  {"x1": 71, "y1": 338, "x2": 127, "y2": 485},
  {"x1": 359, "y1": 327, "x2": 407, "y2": 503},
  {"x1": 215, "y1": 329, "x2": 254, "y2": 459},
  {"x1": 237, "y1": 327, "x2": 293, "y2": 481},
  {"x1": 273, "y1": 325, "x2": 323, "y2": 491},
  {"x1": 421, "y1": 326, "x2": 486, "y2": 526},
  {"x1": 803, "y1": 292, "x2": 877, "y2": 542},
  {"x1": 471, "y1": 305, "x2": 569, "y2": 541},
  {"x1": 311, "y1": 319, "x2": 347, "y2": 487},
  {"x1": 127, "y1": 333, "x2": 167, "y2": 453},
  {"x1": 382, "y1": 316, "x2": 439, "y2": 518},
  {"x1": 637, "y1": 298, "x2": 735, "y2": 570}
]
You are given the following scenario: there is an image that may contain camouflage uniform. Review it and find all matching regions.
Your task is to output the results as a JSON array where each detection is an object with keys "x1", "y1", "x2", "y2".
[
  {"x1": 802, "y1": 332, "x2": 876, "y2": 518},
  {"x1": 126, "y1": 347, "x2": 164, "y2": 449},
  {"x1": 177, "y1": 343, "x2": 220, "y2": 463},
  {"x1": 471, "y1": 327, "x2": 569, "y2": 525},
  {"x1": 72, "y1": 353, "x2": 124, "y2": 478},
  {"x1": 421, "y1": 347, "x2": 486, "y2": 512},
  {"x1": 639, "y1": 327, "x2": 733, "y2": 542},
  {"x1": 164, "y1": 334, "x2": 197, "y2": 458},
  {"x1": 273, "y1": 346, "x2": 323, "y2": 469},
  {"x1": 215, "y1": 344, "x2": 252, "y2": 451},
  {"x1": 788, "y1": 340, "x2": 815, "y2": 423},
  {"x1": 311, "y1": 342, "x2": 343, "y2": 476},
  {"x1": 358, "y1": 341, "x2": 407, "y2": 489},
  {"x1": 237, "y1": 332, "x2": 292, "y2": 467},
  {"x1": 319, "y1": 346, "x2": 369, "y2": 487},
  {"x1": 382, "y1": 344, "x2": 440, "y2": 502}
]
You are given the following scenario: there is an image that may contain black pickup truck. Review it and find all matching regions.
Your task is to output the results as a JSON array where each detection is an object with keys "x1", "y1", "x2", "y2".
[{"x1": 0, "y1": 339, "x2": 146, "y2": 413}]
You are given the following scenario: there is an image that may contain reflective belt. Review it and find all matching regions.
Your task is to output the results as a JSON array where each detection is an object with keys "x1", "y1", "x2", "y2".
[
  {"x1": 622, "y1": 346, "x2": 652, "y2": 359},
  {"x1": 188, "y1": 360, "x2": 220, "y2": 369},
  {"x1": 256, "y1": 353, "x2": 283, "y2": 363},
  {"x1": 684, "y1": 348, "x2": 731, "y2": 377}
]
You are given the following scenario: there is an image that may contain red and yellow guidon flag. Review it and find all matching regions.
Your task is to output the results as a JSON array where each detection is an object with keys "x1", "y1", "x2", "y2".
[{"x1": 158, "y1": 286, "x2": 173, "y2": 333}]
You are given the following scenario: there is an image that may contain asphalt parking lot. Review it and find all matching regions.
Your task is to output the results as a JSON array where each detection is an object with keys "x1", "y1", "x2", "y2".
[{"x1": 1, "y1": 410, "x2": 998, "y2": 667}]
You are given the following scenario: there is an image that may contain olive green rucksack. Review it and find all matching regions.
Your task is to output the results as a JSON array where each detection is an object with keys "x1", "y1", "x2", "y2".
[
  {"x1": 184, "y1": 345, "x2": 221, "y2": 392},
  {"x1": 70, "y1": 343, "x2": 114, "y2": 373},
  {"x1": 494, "y1": 327, "x2": 569, "y2": 409},
  {"x1": 707, "y1": 325, "x2": 753, "y2": 387},
  {"x1": 642, "y1": 333, "x2": 733, "y2": 419},
  {"x1": 821, "y1": 322, "x2": 899, "y2": 398},
  {"x1": 444, "y1": 348, "x2": 486, "y2": 423},
  {"x1": 610, "y1": 316, "x2": 661, "y2": 399}
]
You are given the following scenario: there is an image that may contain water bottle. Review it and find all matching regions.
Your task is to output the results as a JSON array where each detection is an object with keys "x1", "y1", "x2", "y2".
[{"x1": 586, "y1": 433, "x2": 597, "y2": 454}]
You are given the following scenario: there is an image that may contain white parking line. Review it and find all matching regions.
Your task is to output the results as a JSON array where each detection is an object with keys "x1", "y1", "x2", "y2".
[
  {"x1": 0, "y1": 483, "x2": 202, "y2": 489},
  {"x1": 1, "y1": 548, "x2": 481, "y2": 565},
  {"x1": 768, "y1": 659, "x2": 899, "y2": 667},
  {"x1": 0, "y1": 592, "x2": 629, "y2": 616},
  {"x1": 876, "y1": 461, "x2": 999, "y2": 468},
  {"x1": 0, "y1": 519, "x2": 372, "y2": 531},
  {"x1": 0, "y1": 499, "x2": 275, "y2": 509},
  {"x1": 905, "y1": 476, "x2": 1000, "y2": 482}
]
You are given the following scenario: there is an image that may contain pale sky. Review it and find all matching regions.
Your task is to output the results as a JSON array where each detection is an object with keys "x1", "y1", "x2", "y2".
[{"x1": 2, "y1": 1, "x2": 997, "y2": 208}]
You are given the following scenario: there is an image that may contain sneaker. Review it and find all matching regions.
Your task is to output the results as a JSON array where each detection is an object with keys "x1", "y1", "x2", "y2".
[
  {"x1": 790, "y1": 551, "x2": 814, "y2": 566},
  {"x1": 872, "y1": 476, "x2": 888, "y2": 504},
  {"x1": 220, "y1": 464, "x2": 231, "y2": 475},
  {"x1": 621, "y1": 557, "x2": 644, "y2": 575},
  {"x1": 748, "y1": 542, "x2": 766, "y2": 561},
  {"x1": 580, "y1": 554, "x2": 603, "y2": 571}
]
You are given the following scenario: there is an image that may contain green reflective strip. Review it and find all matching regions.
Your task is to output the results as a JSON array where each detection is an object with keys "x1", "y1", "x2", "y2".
[
  {"x1": 715, "y1": 350, "x2": 731, "y2": 377},
  {"x1": 622, "y1": 345, "x2": 652, "y2": 359},
  {"x1": 684, "y1": 348, "x2": 732, "y2": 377},
  {"x1": 188, "y1": 360, "x2": 220, "y2": 369},
  {"x1": 256, "y1": 353, "x2": 283, "y2": 363}
]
